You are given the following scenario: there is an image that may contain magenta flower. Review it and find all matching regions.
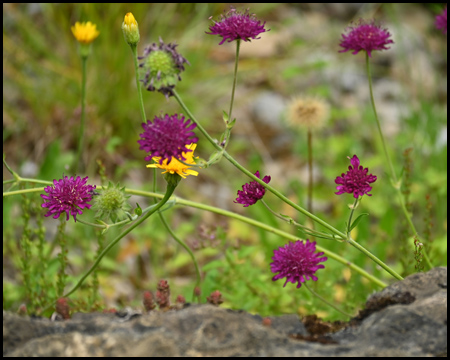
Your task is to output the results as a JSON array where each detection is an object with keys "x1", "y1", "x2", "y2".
[
  {"x1": 206, "y1": 7, "x2": 270, "y2": 45},
  {"x1": 138, "y1": 113, "x2": 198, "y2": 165},
  {"x1": 335, "y1": 155, "x2": 377, "y2": 198},
  {"x1": 271, "y1": 240, "x2": 327, "y2": 289},
  {"x1": 339, "y1": 20, "x2": 394, "y2": 57},
  {"x1": 41, "y1": 176, "x2": 96, "y2": 222},
  {"x1": 435, "y1": 6, "x2": 447, "y2": 35},
  {"x1": 139, "y1": 37, "x2": 189, "y2": 98},
  {"x1": 234, "y1": 171, "x2": 271, "y2": 207}
]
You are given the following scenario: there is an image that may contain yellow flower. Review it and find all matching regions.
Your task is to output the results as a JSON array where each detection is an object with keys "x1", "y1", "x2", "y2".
[
  {"x1": 122, "y1": 12, "x2": 140, "y2": 45},
  {"x1": 71, "y1": 21, "x2": 100, "y2": 44},
  {"x1": 146, "y1": 144, "x2": 199, "y2": 179}
]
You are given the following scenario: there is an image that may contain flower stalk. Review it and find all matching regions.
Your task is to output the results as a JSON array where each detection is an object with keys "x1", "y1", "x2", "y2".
[
  {"x1": 73, "y1": 55, "x2": 87, "y2": 173},
  {"x1": 365, "y1": 53, "x2": 432, "y2": 270},
  {"x1": 304, "y1": 282, "x2": 353, "y2": 318}
]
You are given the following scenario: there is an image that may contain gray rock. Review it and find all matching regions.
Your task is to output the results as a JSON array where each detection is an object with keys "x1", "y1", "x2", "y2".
[{"x1": 3, "y1": 267, "x2": 447, "y2": 357}]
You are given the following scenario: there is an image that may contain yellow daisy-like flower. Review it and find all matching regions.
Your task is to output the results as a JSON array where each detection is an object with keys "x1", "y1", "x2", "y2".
[
  {"x1": 71, "y1": 21, "x2": 100, "y2": 44},
  {"x1": 146, "y1": 143, "x2": 199, "y2": 179}
]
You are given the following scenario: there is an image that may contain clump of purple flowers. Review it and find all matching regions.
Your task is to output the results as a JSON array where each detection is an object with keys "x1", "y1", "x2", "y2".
[
  {"x1": 339, "y1": 20, "x2": 394, "y2": 57},
  {"x1": 270, "y1": 240, "x2": 327, "y2": 289},
  {"x1": 41, "y1": 176, "x2": 96, "y2": 222},
  {"x1": 206, "y1": 7, "x2": 270, "y2": 45},
  {"x1": 138, "y1": 113, "x2": 198, "y2": 165},
  {"x1": 234, "y1": 171, "x2": 271, "y2": 207},
  {"x1": 435, "y1": 6, "x2": 447, "y2": 35},
  {"x1": 335, "y1": 155, "x2": 377, "y2": 199}
]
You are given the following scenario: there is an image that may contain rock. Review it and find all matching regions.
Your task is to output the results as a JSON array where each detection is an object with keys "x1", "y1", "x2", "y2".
[{"x1": 3, "y1": 267, "x2": 446, "y2": 357}]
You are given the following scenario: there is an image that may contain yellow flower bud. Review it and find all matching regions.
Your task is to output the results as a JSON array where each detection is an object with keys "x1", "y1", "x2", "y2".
[{"x1": 122, "y1": 12, "x2": 140, "y2": 46}]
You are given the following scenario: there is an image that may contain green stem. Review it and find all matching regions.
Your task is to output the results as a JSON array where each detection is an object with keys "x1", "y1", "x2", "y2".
[
  {"x1": 130, "y1": 44, "x2": 147, "y2": 122},
  {"x1": 42, "y1": 183, "x2": 176, "y2": 312},
  {"x1": 307, "y1": 129, "x2": 313, "y2": 215},
  {"x1": 157, "y1": 212, "x2": 202, "y2": 302},
  {"x1": 304, "y1": 282, "x2": 353, "y2": 318},
  {"x1": 366, "y1": 53, "x2": 396, "y2": 182},
  {"x1": 347, "y1": 198, "x2": 358, "y2": 235},
  {"x1": 260, "y1": 199, "x2": 338, "y2": 241},
  {"x1": 228, "y1": 39, "x2": 240, "y2": 124},
  {"x1": 365, "y1": 53, "x2": 432, "y2": 270},
  {"x1": 347, "y1": 237, "x2": 402, "y2": 280},
  {"x1": 73, "y1": 55, "x2": 88, "y2": 173},
  {"x1": 76, "y1": 218, "x2": 106, "y2": 229}
]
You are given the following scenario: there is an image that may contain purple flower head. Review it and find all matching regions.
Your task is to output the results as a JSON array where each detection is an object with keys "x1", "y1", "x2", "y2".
[
  {"x1": 41, "y1": 176, "x2": 96, "y2": 222},
  {"x1": 339, "y1": 20, "x2": 394, "y2": 57},
  {"x1": 335, "y1": 155, "x2": 377, "y2": 199},
  {"x1": 271, "y1": 240, "x2": 327, "y2": 289},
  {"x1": 206, "y1": 7, "x2": 270, "y2": 45},
  {"x1": 138, "y1": 37, "x2": 189, "y2": 98},
  {"x1": 234, "y1": 171, "x2": 271, "y2": 207},
  {"x1": 138, "y1": 113, "x2": 198, "y2": 165},
  {"x1": 435, "y1": 6, "x2": 447, "y2": 35}
]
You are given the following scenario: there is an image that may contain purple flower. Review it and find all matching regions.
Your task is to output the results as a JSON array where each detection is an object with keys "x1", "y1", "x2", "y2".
[
  {"x1": 206, "y1": 7, "x2": 270, "y2": 45},
  {"x1": 271, "y1": 240, "x2": 327, "y2": 289},
  {"x1": 138, "y1": 113, "x2": 198, "y2": 165},
  {"x1": 339, "y1": 20, "x2": 394, "y2": 57},
  {"x1": 139, "y1": 37, "x2": 189, "y2": 98},
  {"x1": 234, "y1": 171, "x2": 271, "y2": 207},
  {"x1": 41, "y1": 176, "x2": 96, "y2": 222},
  {"x1": 335, "y1": 155, "x2": 377, "y2": 198},
  {"x1": 435, "y1": 6, "x2": 447, "y2": 35}
]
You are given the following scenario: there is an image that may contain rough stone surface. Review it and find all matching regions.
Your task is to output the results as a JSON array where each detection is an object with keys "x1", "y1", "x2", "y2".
[{"x1": 3, "y1": 267, "x2": 447, "y2": 357}]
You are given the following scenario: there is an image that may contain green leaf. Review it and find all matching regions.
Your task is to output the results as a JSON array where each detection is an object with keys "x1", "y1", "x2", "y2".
[
  {"x1": 227, "y1": 118, "x2": 236, "y2": 129},
  {"x1": 349, "y1": 213, "x2": 369, "y2": 232},
  {"x1": 207, "y1": 150, "x2": 223, "y2": 166},
  {"x1": 222, "y1": 110, "x2": 229, "y2": 124}
]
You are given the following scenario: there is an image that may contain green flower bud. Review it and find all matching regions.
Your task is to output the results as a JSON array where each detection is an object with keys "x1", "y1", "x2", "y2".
[
  {"x1": 92, "y1": 182, "x2": 131, "y2": 222},
  {"x1": 139, "y1": 37, "x2": 189, "y2": 98}
]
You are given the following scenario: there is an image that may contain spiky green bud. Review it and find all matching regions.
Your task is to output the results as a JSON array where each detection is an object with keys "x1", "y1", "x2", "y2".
[{"x1": 92, "y1": 182, "x2": 131, "y2": 222}]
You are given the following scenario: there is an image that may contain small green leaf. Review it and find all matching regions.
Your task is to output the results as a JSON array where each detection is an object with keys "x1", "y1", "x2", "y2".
[
  {"x1": 207, "y1": 150, "x2": 223, "y2": 166},
  {"x1": 134, "y1": 203, "x2": 143, "y2": 216},
  {"x1": 227, "y1": 118, "x2": 236, "y2": 129},
  {"x1": 349, "y1": 213, "x2": 369, "y2": 232},
  {"x1": 280, "y1": 214, "x2": 294, "y2": 224},
  {"x1": 222, "y1": 110, "x2": 229, "y2": 124}
]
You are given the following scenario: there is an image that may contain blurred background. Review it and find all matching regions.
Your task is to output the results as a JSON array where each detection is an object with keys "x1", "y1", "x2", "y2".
[{"x1": 3, "y1": 3, "x2": 447, "y2": 319}]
